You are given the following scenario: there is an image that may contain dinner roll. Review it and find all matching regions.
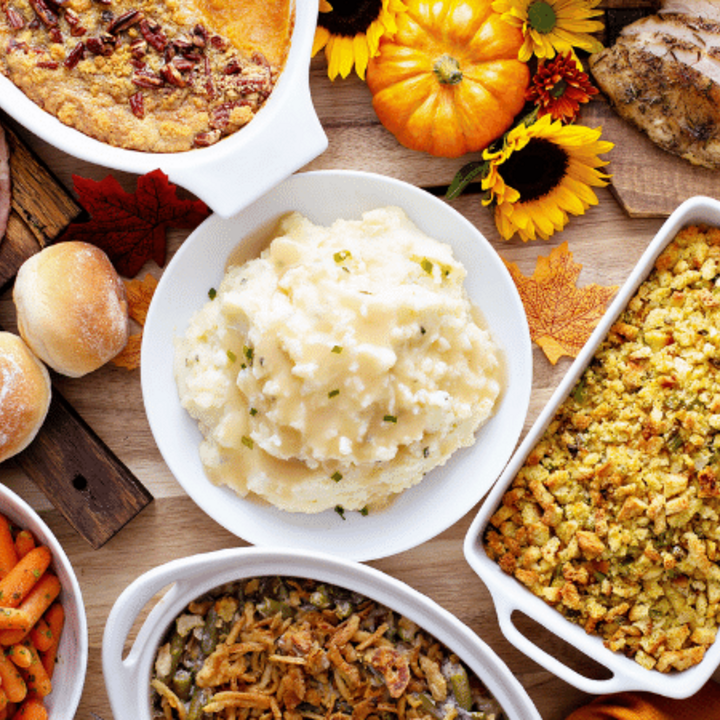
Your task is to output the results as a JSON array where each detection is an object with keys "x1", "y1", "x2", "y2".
[
  {"x1": 13, "y1": 242, "x2": 129, "y2": 378},
  {"x1": 0, "y1": 332, "x2": 51, "y2": 463}
]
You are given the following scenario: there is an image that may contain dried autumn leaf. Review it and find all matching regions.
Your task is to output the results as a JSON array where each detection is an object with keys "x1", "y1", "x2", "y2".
[
  {"x1": 111, "y1": 273, "x2": 158, "y2": 370},
  {"x1": 60, "y1": 169, "x2": 210, "y2": 277},
  {"x1": 503, "y1": 242, "x2": 618, "y2": 365}
]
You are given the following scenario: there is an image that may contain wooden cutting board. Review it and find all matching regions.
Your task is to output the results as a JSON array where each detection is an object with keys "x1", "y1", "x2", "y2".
[
  {"x1": 1, "y1": 115, "x2": 153, "y2": 548},
  {"x1": 589, "y1": 1, "x2": 720, "y2": 218}
]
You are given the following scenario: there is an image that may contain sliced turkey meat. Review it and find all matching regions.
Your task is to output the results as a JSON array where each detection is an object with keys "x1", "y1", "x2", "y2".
[
  {"x1": 589, "y1": 4, "x2": 720, "y2": 169},
  {"x1": 0, "y1": 126, "x2": 10, "y2": 242}
]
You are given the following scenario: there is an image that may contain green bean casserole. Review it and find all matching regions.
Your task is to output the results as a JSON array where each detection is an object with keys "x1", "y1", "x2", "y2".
[
  {"x1": 150, "y1": 576, "x2": 506, "y2": 720},
  {"x1": 484, "y1": 224, "x2": 720, "y2": 673}
]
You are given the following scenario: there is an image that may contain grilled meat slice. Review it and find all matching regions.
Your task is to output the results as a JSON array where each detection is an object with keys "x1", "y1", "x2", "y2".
[{"x1": 589, "y1": 6, "x2": 720, "y2": 169}]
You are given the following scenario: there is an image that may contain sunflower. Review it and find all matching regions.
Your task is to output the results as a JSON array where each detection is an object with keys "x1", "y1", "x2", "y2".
[
  {"x1": 492, "y1": 0, "x2": 604, "y2": 62},
  {"x1": 526, "y1": 51, "x2": 598, "y2": 122},
  {"x1": 313, "y1": 0, "x2": 406, "y2": 80},
  {"x1": 481, "y1": 113, "x2": 612, "y2": 242}
]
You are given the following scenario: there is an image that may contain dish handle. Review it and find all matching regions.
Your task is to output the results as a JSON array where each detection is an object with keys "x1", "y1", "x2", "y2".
[
  {"x1": 493, "y1": 593, "x2": 645, "y2": 696},
  {"x1": 102, "y1": 551, "x2": 238, "y2": 719}
]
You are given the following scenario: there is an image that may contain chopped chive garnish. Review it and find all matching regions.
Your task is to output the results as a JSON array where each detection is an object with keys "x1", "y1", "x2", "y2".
[
  {"x1": 331, "y1": 471, "x2": 343, "y2": 482},
  {"x1": 328, "y1": 389, "x2": 340, "y2": 398},
  {"x1": 227, "y1": 350, "x2": 237, "y2": 363},
  {"x1": 331, "y1": 345, "x2": 343, "y2": 354},
  {"x1": 383, "y1": 415, "x2": 398, "y2": 423},
  {"x1": 249, "y1": 408, "x2": 258, "y2": 416},
  {"x1": 423, "y1": 447, "x2": 430, "y2": 458},
  {"x1": 360, "y1": 506, "x2": 369, "y2": 516},
  {"x1": 241, "y1": 363, "x2": 247, "y2": 369},
  {"x1": 334, "y1": 250, "x2": 351, "y2": 263},
  {"x1": 420, "y1": 258, "x2": 433, "y2": 274},
  {"x1": 208, "y1": 288, "x2": 217, "y2": 299},
  {"x1": 241, "y1": 436, "x2": 254, "y2": 449},
  {"x1": 334, "y1": 505, "x2": 346, "y2": 520},
  {"x1": 244, "y1": 346, "x2": 254, "y2": 361}
]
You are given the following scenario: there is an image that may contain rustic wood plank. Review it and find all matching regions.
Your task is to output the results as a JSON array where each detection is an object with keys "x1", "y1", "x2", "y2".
[
  {"x1": 13, "y1": 389, "x2": 154, "y2": 549},
  {"x1": 0, "y1": 116, "x2": 83, "y2": 290}
]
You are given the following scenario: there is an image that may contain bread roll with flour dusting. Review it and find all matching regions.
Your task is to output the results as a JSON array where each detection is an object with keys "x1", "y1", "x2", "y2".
[
  {"x1": 13, "y1": 242, "x2": 129, "y2": 378},
  {"x1": 0, "y1": 332, "x2": 51, "y2": 463}
]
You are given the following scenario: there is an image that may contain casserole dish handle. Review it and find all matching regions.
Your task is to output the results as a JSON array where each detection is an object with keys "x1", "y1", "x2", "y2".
[
  {"x1": 102, "y1": 551, "x2": 237, "y2": 719},
  {"x1": 494, "y1": 594, "x2": 645, "y2": 695}
]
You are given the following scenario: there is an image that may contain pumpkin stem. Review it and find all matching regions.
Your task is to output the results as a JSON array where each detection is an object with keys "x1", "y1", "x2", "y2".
[{"x1": 433, "y1": 54, "x2": 463, "y2": 85}]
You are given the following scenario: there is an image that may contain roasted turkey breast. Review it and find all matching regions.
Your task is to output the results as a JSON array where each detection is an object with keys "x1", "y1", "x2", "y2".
[{"x1": 589, "y1": 1, "x2": 720, "y2": 169}]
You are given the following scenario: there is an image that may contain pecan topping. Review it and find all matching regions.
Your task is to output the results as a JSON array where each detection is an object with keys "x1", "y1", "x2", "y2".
[
  {"x1": 28, "y1": 0, "x2": 58, "y2": 27},
  {"x1": 5, "y1": 8, "x2": 26, "y2": 29},
  {"x1": 191, "y1": 24, "x2": 207, "y2": 49},
  {"x1": 36, "y1": 59, "x2": 59, "y2": 68},
  {"x1": 85, "y1": 32, "x2": 115, "y2": 56},
  {"x1": 139, "y1": 18, "x2": 167, "y2": 52},
  {"x1": 129, "y1": 91, "x2": 144, "y2": 119},
  {"x1": 132, "y1": 69, "x2": 163, "y2": 88},
  {"x1": 160, "y1": 61, "x2": 186, "y2": 87},
  {"x1": 193, "y1": 129, "x2": 221, "y2": 147},
  {"x1": 106, "y1": 9, "x2": 143, "y2": 34},
  {"x1": 63, "y1": 40, "x2": 84, "y2": 68}
]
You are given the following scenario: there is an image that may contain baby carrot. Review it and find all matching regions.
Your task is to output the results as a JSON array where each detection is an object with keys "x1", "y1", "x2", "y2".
[
  {"x1": 13, "y1": 532, "x2": 35, "y2": 561},
  {"x1": 0, "y1": 517, "x2": 18, "y2": 579},
  {"x1": 6, "y1": 644, "x2": 32, "y2": 669},
  {"x1": 39, "y1": 604, "x2": 63, "y2": 679},
  {"x1": 19, "y1": 642, "x2": 51, "y2": 699},
  {"x1": 27, "y1": 618, "x2": 52, "y2": 654},
  {"x1": 0, "y1": 547, "x2": 52, "y2": 609},
  {"x1": 0, "y1": 651, "x2": 26, "y2": 703},
  {"x1": 0, "y1": 608, "x2": 30, "y2": 633},
  {"x1": 12, "y1": 694, "x2": 47, "y2": 720},
  {"x1": 0, "y1": 574, "x2": 61, "y2": 646}
]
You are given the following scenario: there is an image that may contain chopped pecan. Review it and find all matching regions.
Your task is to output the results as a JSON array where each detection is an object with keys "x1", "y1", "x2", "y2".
[
  {"x1": 191, "y1": 24, "x2": 207, "y2": 48},
  {"x1": 129, "y1": 37, "x2": 147, "y2": 58},
  {"x1": 48, "y1": 26, "x2": 62, "y2": 42},
  {"x1": 171, "y1": 56, "x2": 195, "y2": 72},
  {"x1": 139, "y1": 18, "x2": 166, "y2": 52},
  {"x1": 36, "y1": 59, "x2": 59, "y2": 68},
  {"x1": 106, "y1": 9, "x2": 143, "y2": 34},
  {"x1": 160, "y1": 61, "x2": 186, "y2": 87},
  {"x1": 193, "y1": 130, "x2": 222, "y2": 147},
  {"x1": 224, "y1": 57, "x2": 243, "y2": 75},
  {"x1": 209, "y1": 34, "x2": 228, "y2": 51},
  {"x1": 5, "y1": 7, "x2": 26, "y2": 29},
  {"x1": 132, "y1": 69, "x2": 163, "y2": 88},
  {"x1": 63, "y1": 40, "x2": 85, "y2": 69},
  {"x1": 28, "y1": 0, "x2": 58, "y2": 27},
  {"x1": 129, "y1": 91, "x2": 144, "y2": 119},
  {"x1": 85, "y1": 32, "x2": 115, "y2": 56}
]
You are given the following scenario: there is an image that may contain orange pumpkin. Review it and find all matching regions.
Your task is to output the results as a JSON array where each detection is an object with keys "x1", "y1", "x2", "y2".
[{"x1": 365, "y1": 0, "x2": 530, "y2": 158}]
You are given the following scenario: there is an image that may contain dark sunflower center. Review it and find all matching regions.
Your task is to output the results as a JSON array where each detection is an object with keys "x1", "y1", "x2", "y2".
[
  {"x1": 527, "y1": 1, "x2": 557, "y2": 34},
  {"x1": 500, "y1": 138, "x2": 569, "y2": 203},
  {"x1": 318, "y1": 0, "x2": 384, "y2": 37}
]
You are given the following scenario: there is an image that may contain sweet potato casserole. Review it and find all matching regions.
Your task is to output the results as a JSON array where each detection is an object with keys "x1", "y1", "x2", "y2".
[
  {"x1": 0, "y1": 0, "x2": 292, "y2": 152},
  {"x1": 484, "y1": 225, "x2": 720, "y2": 673},
  {"x1": 150, "y1": 576, "x2": 506, "y2": 720}
]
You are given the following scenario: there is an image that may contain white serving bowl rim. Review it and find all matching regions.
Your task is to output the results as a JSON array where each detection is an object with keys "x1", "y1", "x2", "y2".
[
  {"x1": 0, "y1": 0, "x2": 327, "y2": 218},
  {"x1": 102, "y1": 546, "x2": 542, "y2": 720},
  {"x1": 141, "y1": 168, "x2": 533, "y2": 561},
  {"x1": 0, "y1": 482, "x2": 88, "y2": 716},
  {"x1": 464, "y1": 195, "x2": 720, "y2": 698}
]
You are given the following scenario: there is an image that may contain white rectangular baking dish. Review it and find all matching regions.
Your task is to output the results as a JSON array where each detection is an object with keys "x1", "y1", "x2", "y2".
[{"x1": 464, "y1": 195, "x2": 720, "y2": 699}]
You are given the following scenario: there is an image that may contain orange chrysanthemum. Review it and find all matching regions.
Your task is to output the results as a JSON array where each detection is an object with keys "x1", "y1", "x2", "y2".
[{"x1": 526, "y1": 52, "x2": 598, "y2": 122}]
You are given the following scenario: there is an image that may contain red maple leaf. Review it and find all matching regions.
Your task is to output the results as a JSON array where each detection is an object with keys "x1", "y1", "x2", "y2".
[{"x1": 60, "y1": 169, "x2": 210, "y2": 277}]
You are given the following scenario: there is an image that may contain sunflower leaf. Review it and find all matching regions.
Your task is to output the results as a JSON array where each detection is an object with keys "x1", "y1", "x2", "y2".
[{"x1": 445, "y1": 160, "x2": 489, "y2": 201}]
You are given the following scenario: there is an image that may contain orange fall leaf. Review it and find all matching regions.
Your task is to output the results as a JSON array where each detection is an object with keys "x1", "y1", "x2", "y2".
[
  {"x1": 503, "y1": 242, "x2": 618, "y2": 365},
  {"x1": 111, "y1": 273, "x2": 158, "y2": 370}
]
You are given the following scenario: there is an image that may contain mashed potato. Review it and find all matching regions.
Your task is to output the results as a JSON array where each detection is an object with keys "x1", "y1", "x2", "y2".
[{"x1": 174, "y1": 207, "x2": 503, "y2": 514}]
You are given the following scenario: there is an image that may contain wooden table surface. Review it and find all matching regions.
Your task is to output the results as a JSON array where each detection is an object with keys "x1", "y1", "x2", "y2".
[{"x1": 0, "y1": 51, "x2": 716, "y2": 719}]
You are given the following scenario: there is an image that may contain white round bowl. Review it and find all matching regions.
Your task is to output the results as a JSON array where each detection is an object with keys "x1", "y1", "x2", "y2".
[
  {"x1": 102, "y1": 546, "x2": 542, "y2": 720},
  {"x1": 141, "y1": 169, "x2": 533, "y2": 561},
  {"x1": 0, "y1": 0, "x2": 327, "y2": 219},
  {"x1": 0, "y1": 483, "x2": 88, "y2": 717}
]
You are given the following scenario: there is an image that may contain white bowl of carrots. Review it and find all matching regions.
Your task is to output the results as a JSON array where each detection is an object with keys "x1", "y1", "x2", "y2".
[{"x1": 0, "y1": 483, "x2": 87, "y2": 719}]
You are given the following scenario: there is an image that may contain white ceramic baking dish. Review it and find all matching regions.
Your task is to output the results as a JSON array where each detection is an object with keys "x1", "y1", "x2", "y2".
[
  {"x1": 0, "y1": 482, "x2": 88, "y2": 717},
  {"x1": 0, "y1": 0, "x2": 327, "y2": 218},
  {"x1": 464, "y1": 195, "x2": 720, "y2": 699},
  {"x1": 102, "y1": 546, "x2": 542, "y2": 720}
]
